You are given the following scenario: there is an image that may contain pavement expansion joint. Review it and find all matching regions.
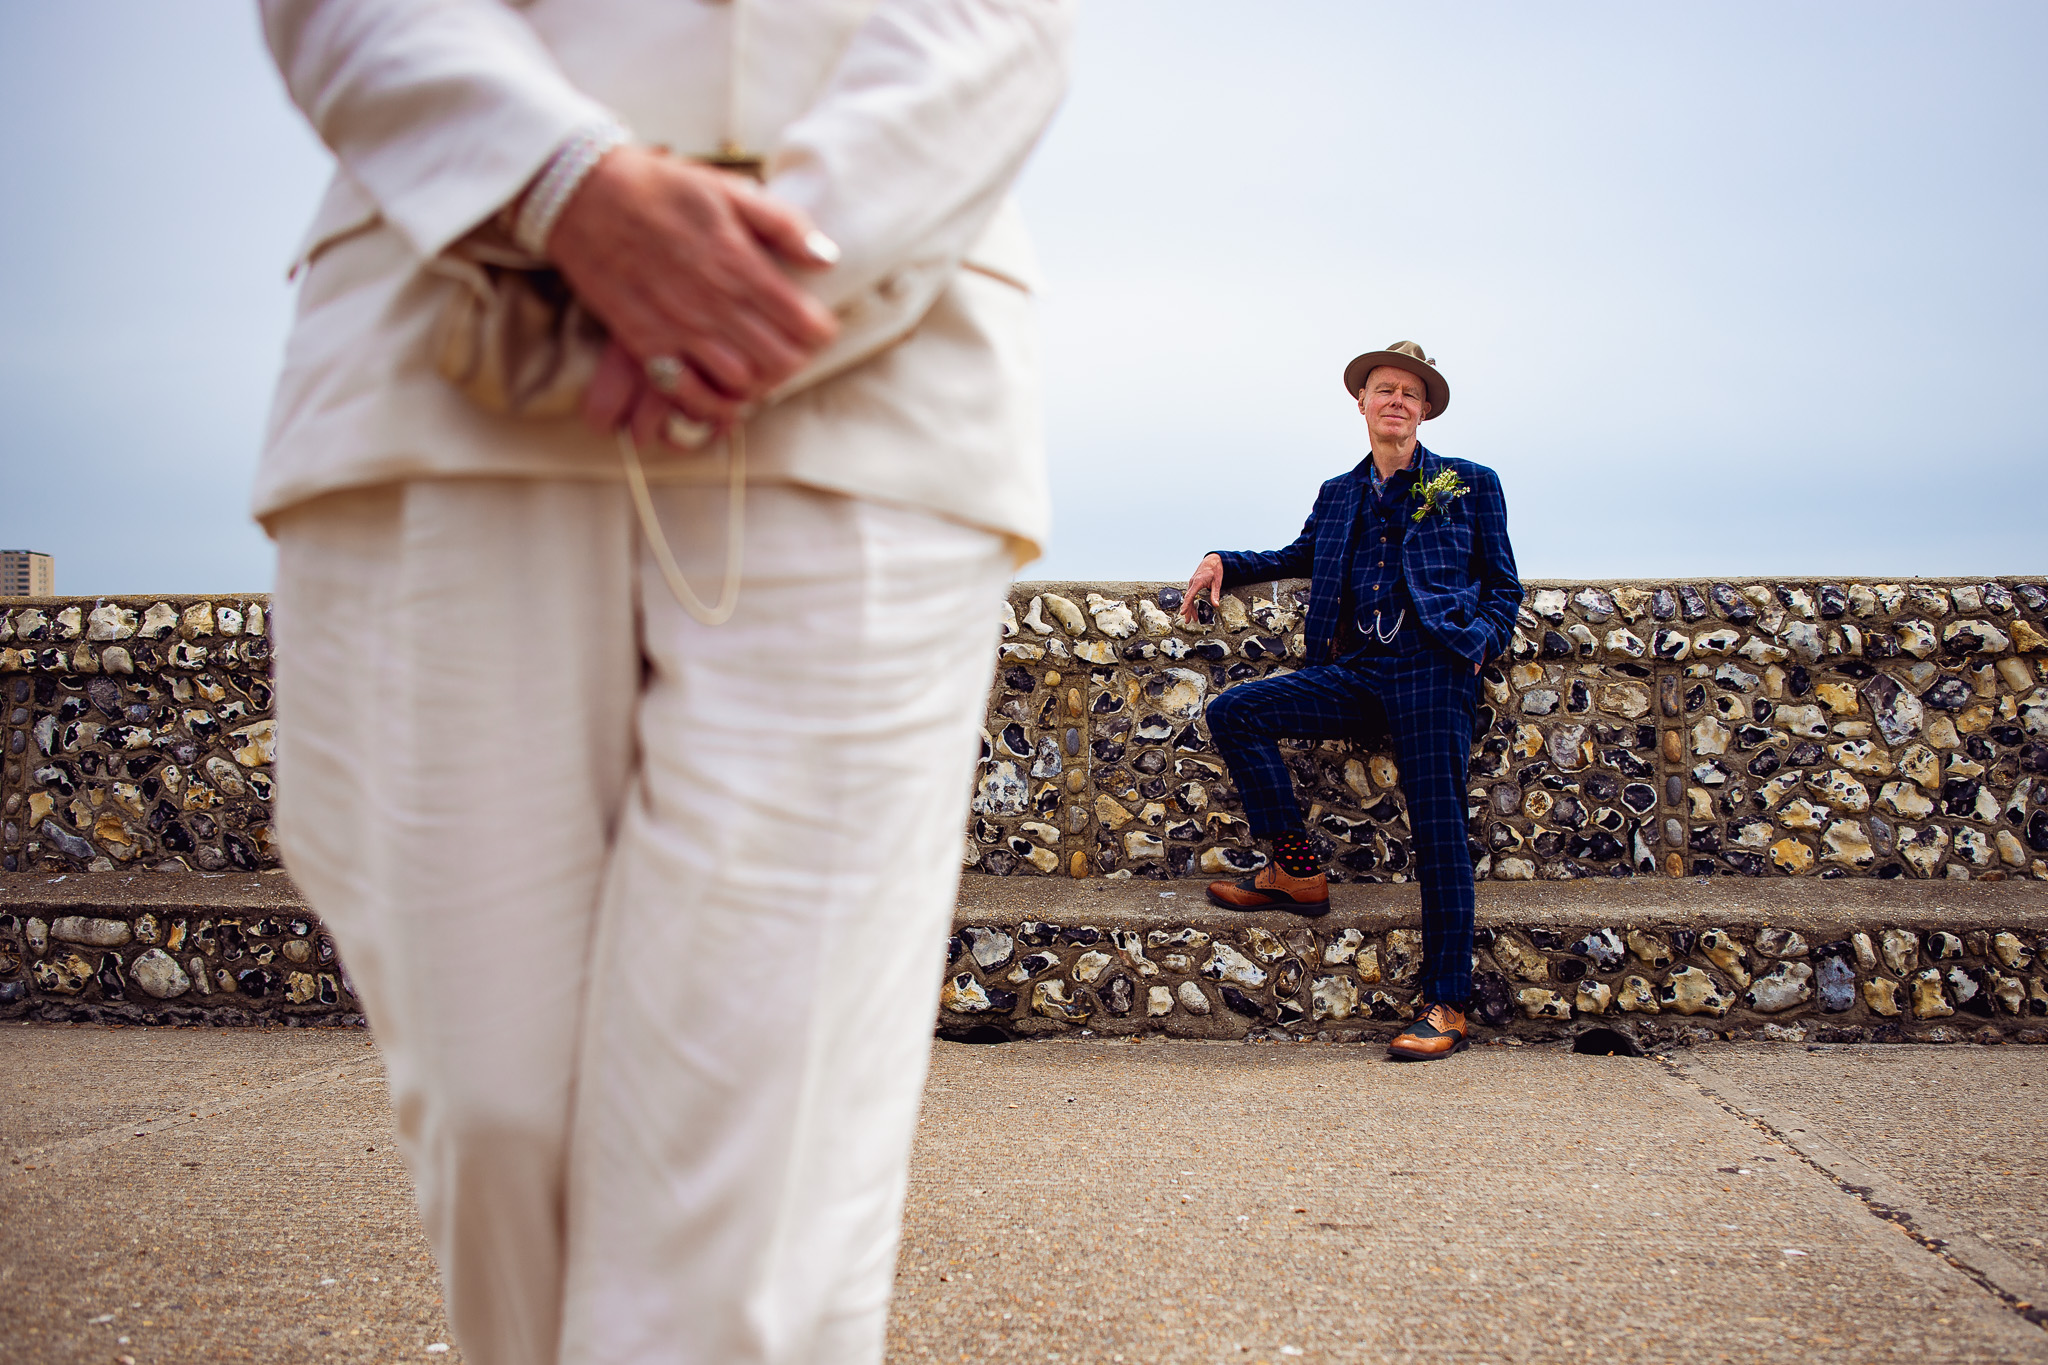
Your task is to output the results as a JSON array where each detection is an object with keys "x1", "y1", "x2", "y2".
[
  {"x1": 4, "y1": 1054, "x2": 381, "y2": 1176},
  {"x1": 1663, "y1": 1050, "x2": 2048, "y2": 1334}
]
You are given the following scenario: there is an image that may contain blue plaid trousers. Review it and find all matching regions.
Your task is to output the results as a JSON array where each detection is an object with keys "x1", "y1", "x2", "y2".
[{"x1": 1206, "y1": 648, "x2": 1481, "y2": 1005}]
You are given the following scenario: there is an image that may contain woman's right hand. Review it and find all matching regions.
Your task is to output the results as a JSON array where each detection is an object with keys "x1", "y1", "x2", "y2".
[{"x1": 547, "y1": 145, "x2": 841, "y2": 443}]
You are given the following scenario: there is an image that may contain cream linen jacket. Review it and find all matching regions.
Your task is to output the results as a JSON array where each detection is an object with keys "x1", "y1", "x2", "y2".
[{"x1": 255, "y1": 0, "x2": 1073, "y2": 561}]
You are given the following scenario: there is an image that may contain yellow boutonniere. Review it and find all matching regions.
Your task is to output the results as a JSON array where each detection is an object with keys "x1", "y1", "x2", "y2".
[{"x1": 1411, "y1": 469, "x2": 1469, "y2": 522}]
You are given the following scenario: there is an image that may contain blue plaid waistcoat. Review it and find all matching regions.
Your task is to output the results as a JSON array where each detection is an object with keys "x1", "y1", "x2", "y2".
[{"x1": 1215, "y1": 445, "x2": 1523, "y2": 666}]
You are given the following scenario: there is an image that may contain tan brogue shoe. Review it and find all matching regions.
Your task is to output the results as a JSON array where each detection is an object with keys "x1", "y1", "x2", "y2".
[
  {"x1": 1387, "y1": 1001, "x2": 1468, "y2": 1061},
  {"x1": 1204, "y1": 863, "x2": 1330, "y2": 916}
]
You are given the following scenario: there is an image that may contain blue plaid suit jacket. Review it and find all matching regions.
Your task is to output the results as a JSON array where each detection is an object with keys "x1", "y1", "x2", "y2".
[{"x1": 1215, "y1": 445, "x2": 1522, "y2": 666}]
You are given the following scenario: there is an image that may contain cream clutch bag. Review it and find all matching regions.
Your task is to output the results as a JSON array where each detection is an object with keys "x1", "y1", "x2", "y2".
[{"x1": 426, "y1": 221, "x2": 606, "y2": 420}]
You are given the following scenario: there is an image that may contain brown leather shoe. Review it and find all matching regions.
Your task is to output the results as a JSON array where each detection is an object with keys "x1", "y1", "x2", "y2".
[
  {"x1": 1204, "y1": 863, "x2": 1330, "y2": 916},
  {"x1": 1387, "y1": 1001, "x2": 1469, "y2": 1061}
]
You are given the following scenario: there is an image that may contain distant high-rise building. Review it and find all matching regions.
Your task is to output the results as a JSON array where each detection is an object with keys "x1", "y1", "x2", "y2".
[{"x1": 1, "y1": 550, "x2": 55, "y2": 597}]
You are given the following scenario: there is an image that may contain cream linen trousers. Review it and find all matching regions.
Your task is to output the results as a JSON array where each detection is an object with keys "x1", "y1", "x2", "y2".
[{"x1": 270, "y1": 474, "x2": 1010, "y2": 1365}]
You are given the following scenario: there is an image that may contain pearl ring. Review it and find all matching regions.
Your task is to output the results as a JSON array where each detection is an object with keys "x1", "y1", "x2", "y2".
[{"x1": 645, "y1": 354, "x2": 686, "y2": 396}]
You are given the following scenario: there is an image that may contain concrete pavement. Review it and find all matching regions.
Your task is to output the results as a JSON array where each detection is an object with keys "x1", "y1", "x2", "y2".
[
  {"x1": 893, "y1": 1040, "x2": 2048, "y2": 1365},
  {"x1": 3, "y1": 1024, "x2": 2046, "y2": 1364}
]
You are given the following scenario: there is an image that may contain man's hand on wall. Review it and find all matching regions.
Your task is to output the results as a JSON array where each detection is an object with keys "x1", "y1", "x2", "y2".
[
  {"x1": 1180, "y1": 553, "x2": 1224, "y2": 624},
  {"x1": 550, "y1": 146, "x2": 842, "y2": 445}
]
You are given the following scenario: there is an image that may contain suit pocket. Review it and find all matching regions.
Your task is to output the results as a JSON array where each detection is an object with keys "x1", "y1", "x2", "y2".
[{"x1": 1409, "y1": 515, "x2": 1471, "y2": 575}]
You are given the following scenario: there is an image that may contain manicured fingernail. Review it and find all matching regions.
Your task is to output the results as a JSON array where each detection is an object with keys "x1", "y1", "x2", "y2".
[{"x1": 804, "y1": 229, "x2": 841, "y2": 265}]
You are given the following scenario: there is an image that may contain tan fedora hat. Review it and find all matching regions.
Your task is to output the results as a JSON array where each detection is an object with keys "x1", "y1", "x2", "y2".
[{"x1": 1342, "y1": 341, "x2": 1449, "y2": 419}]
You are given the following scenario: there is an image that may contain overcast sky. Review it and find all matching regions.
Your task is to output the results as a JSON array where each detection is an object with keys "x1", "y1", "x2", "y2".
[{"x1": 2, "y1": 1, "x2": 2043, "y2": 596}]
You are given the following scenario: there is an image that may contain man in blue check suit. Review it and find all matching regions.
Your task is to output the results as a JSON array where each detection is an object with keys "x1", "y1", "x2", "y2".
[{"x1": 1178, "y1": 341, "x2": 1522, "y2": 1061}]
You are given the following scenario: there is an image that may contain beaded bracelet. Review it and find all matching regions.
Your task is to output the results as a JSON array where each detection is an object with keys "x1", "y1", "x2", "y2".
[{"x1": 512, "y1": 118, "x2": 632, "y2": 257}]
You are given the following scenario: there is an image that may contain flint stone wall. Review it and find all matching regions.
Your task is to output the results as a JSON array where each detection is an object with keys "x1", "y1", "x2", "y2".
[
  {"x1": 2, "y1": 598, "x2": 277, "y2": 878},
  {"x1": 0, "y1": 894, "x2": 346, "y2": 1020},
  {"x1": 3, "y1": 879, "x2": 2046, "y2": 1048},
  {"x1": 934, "y1": 885, "x2": 2048, "y2": 1048},
  {"x1": 976, "y1": 578, "x2": 2048, "y2": 886},
  {"x1": 2, "y1": 578, "x2": 2046, "y2": 887},
  {"x1": 1, "y1": 577, "x2": 2045, "y2": 1036}
]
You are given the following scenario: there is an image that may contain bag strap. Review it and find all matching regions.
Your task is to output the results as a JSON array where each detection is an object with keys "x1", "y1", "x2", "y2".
[
  {"x1": 614, "y1": 0, "x2": 754, "y2": 628},
  {"x1": 618, "y1": 426, "x2": 746, "y2": 626}
]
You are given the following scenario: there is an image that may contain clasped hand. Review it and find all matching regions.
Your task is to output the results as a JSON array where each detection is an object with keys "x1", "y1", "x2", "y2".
[{"x1": 546, "y1": 145, "x2": 841, "y2": 447}]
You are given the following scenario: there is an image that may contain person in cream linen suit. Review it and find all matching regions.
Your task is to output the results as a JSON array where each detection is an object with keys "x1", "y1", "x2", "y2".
[{"x1": 254, "y1": 2, "x2": 1072, "y2": 1362}]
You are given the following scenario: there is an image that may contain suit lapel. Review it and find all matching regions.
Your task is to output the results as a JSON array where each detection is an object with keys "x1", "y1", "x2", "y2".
[
  {"x1": 1319, "y1": 460, "x2": 1367, "y2": 575},
  {"x1": 1401, "y1": 445, "x2": 1444, "y2": 568}
]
